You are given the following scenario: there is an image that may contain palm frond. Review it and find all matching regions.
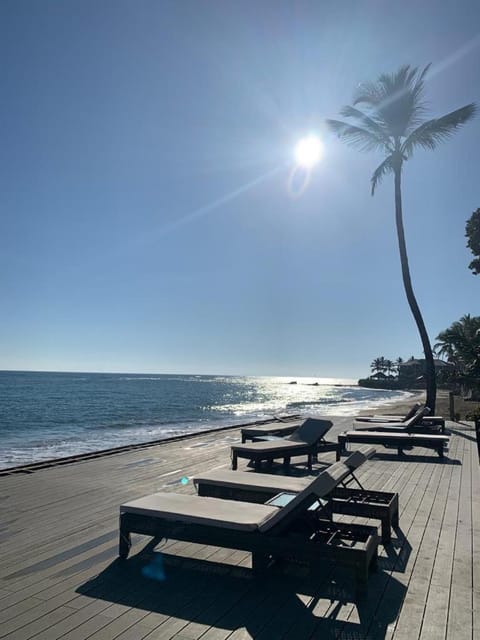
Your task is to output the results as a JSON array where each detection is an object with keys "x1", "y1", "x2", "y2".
[
  {"x1": 353, "y1": 81, "x2": 386, "y2": 107},
  {"x1": 401, "y1": 103, "x2": 477, "y2": 156},
  {"x1": 339, "y1": 105, "x2": 393, "y2": 150},
  {"x1": 326, "y1": 119, "x2": 387, "y2": 152},
  {"x1": 406, "y1": 64, "x2": 431, "y2": 131},
  {"x1": 371, "y1": 155, "x2": 394, "y2": 195}
]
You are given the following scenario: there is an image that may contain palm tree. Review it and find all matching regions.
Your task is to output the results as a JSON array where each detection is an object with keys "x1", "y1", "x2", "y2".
[
  {"x1": 435, "y1": 314, "x2": 480, "y2": 375},
  {"x1": 466, "y1": 208, "x2": 480, "y2": 275},
  {"x1": 370, "y1": 356, "x2": 387, "y2": 376},
  {"x1": 327, "y1": 64, "x2": 476, "y2": 412},
  {"x1": 384, "y1": 359, "x2": 395, "y2": 377},
  {"x1": 395, "y1": 357, "x2": 404, "y2": 372}
]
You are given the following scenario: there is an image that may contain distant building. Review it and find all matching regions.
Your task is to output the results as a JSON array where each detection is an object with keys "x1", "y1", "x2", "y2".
[
  {"x1": 370, "y1": 371, "x2": 387, "y2": 379},
  {"x1": 398, "y1": 358, "x2": 452, "y2": 380}
]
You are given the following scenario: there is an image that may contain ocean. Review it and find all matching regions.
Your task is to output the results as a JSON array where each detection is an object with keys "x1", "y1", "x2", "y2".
[{"x1": 0, "y1": 371, "x2": 413, "y2": 470}]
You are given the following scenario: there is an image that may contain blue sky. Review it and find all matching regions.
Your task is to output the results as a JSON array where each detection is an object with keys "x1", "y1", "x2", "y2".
[{"x1": 1, "y1": 0, "x2": 479, "y2": 379}]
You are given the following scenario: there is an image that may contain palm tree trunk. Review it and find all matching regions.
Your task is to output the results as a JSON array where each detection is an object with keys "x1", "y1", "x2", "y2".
[{"x1": 394, "y1": 166, "x2": 437, "y2": 411}]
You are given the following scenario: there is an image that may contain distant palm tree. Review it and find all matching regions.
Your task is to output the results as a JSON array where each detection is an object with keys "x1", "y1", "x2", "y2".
[
  {"x1": 395, "y1": 357, "x2": 404, "y2": 377},
  {"x1": 327, "y1": 64, "x2": 476, "y2": 412},
  {"x1": 371, "y1": 356, "x2": 387, "y2": 375},
  {"x1": 384, "y1": 359, "x2": 394, "y2": 376}
]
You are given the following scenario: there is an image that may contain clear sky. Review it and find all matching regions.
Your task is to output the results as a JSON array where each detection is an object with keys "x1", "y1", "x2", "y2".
[{"x1": 1, "y1": 0, "x2": 479, "y2": 379}]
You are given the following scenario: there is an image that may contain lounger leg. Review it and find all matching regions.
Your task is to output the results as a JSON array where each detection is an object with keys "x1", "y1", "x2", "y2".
[
  {"x1": 392, "y1": 497, "x2": 400, "y2": 528},
  {"x1": 336, "y1": 439, "x2": 345, "y2": 461},
  {"x1": 252, "y1": 551, "x2": 271, "y2": 574},
  {"x1": 355, "y1": 565, "x2": 369, "y2": 597},
  {"x1": 283, "y1": 456, "x2": 291, "y2": 472},
  {"x1": 307, "y1": 454, "x2": 312, "y2": 471},
  {"x1": 232, "y1": 452, "x2": 238, "y2": 470},
  {"x1": 119, "y1": 515, "x2": 131, "y2": 559},
  {"x1": 380, "y1": 517, "x2": 391, "y2": 544}
]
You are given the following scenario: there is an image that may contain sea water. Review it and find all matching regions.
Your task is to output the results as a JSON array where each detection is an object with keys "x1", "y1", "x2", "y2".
[{"x1": 0, "y1": 371, "x2": 413, "y2": 469}]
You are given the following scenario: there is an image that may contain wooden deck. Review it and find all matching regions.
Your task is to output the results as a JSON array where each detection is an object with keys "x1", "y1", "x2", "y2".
[{"x1": 0, "y1": 417, "x2": 478, "y2": 639}]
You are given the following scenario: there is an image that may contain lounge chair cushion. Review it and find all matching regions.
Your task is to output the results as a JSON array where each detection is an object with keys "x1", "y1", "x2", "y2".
[
  {"x1": 194, "y1": 469, "x2": 311, "y2": 494},
  {"x1": 232, "y1": 440, "x2": 314, "y2": 455},
  {"x1": 121, "y1": 492, "x2": 279, "y2": 532},
  {"x1": 342, "y1": 430, "x2": 447, "y2": 441}
]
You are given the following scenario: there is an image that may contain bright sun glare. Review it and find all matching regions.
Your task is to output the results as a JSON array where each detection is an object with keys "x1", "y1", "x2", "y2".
[{"x1": 294, "y1": 135, "x2": 323, "y2": 168}]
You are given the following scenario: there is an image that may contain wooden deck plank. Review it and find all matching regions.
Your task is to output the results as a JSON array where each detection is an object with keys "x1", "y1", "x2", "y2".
[{"x1": 446, "y1": 427, "x2": 473, "y2": 640}]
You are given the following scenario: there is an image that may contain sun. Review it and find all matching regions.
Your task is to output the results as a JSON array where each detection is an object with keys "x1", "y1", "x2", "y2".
[{"x1": 294, "y1": 135, "x2": 323, "y2": 168}]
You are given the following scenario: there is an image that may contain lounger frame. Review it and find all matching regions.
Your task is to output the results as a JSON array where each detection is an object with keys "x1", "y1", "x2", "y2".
[
  {"x1": 231, "y1": 441, "x2": 340, "y2": 472},
  {"x1": 118, "y1": 509, "x2": 378, "y2": 592},
  {"x1": 337, "y1": 431, "x2": 449, "y2": 459}
]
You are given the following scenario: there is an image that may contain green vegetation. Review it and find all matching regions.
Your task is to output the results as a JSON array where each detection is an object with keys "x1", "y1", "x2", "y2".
[
  {"x1": 327, "y1": 64, "x2": 476, "y2": 412},
  {"x1": 360, "y1": 316, "x2": 480, "y2": 398},
  {"x1": 466, "y1": 208, "x2": 480, "y2": 275},
  {"x1": 370, "y1": 356, "x2": 403, "y2": 377},
  {"x1": 435, "y1": 314, "x2": 480, "y2": 398}
]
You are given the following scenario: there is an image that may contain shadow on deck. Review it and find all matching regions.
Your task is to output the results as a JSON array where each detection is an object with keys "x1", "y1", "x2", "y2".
[{"x1": 77, "y1": 541, "x2": 407, "y2": 639}]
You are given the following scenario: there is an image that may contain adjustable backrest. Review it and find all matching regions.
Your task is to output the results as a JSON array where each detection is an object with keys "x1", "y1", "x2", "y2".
[
  {"x1": 402, "y1": 403, "x2": 422, "y2": 421},
  {"x1": 258, "y1": 461, "x2": 350, "y2": 533},
  {"x1": 404, "y1": 405, "x2": 431, "y2": 428},
  {"x1": 286, "y1": 418, "x2": 333, "y2": 445}
]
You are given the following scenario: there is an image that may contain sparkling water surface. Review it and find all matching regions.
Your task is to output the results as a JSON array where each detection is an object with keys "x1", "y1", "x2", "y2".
[{"x1": 0, "y1": 371, "x2": 413, "y2": 469}]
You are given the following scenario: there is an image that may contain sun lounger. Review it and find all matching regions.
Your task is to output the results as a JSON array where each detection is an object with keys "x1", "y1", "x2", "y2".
[
  {"x1": 194, "y1": 446, "x2": 399, "y2": 543},
  {"x1": 119, "y1": 460, "x2": 379, "y2": 592},
  {"x1": 337, "y1": 430, "x2": 449, "y2": 458},
  {"x1": 354, "y1": 405, "x2": 445, "y2": 433},
  {"x1": 231, "y1": 418, "x2": 339, "y2": 471},
  {"x1": 241, "y1": 419, "x2": 300, "y2": 443},
  {"x1": 356, "y1": 403, "x2": 421, "y2": 422}
]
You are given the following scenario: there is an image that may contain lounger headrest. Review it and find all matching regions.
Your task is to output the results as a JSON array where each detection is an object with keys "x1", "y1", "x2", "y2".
[
  {"x1": 403, "y1": 403, "x2": 421, "y2": 421},
  {"x1": 258, "y1": 461, "x2": 350, "y2": 533},
  {"x1": 344, "y1": 446, "x2": 376, "y2": 470},
  {"x1": 404, "y1": 404, "x2": 430, "y2": 427},
  {"x1": 287, "y1": 418, "x2": 333, "y2": 445}
]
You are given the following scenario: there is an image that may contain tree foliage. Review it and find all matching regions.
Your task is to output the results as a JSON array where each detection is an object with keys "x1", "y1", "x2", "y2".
[
  {"x1": 466, "y1": 208, "x2": 480, "y2": 275},
  {"x1": 435, "y1": 314, "x2": 480, "y2": 377}
]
